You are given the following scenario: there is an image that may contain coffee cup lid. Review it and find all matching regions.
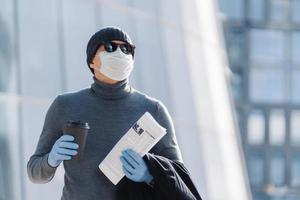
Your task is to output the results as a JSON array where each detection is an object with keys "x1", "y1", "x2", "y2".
[{"x1": 66, "y1": 120, "x2": 90, "y2": 129}]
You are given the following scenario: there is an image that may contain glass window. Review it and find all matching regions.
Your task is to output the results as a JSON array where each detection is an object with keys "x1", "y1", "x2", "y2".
[
  {"x1": 248, "y1": 0, "x2": 265, "y2": 21},
  {"x1": 114, "y1": 0, "x2": 130, "y2": 6},
  {"x1": 62, "y1": 0, "x2": 96, "y2": 91},
  {"x1": 160, "y1": 0, "x2": 181, "y2": 24},
  {"x1": 247, "y1": 110, "x2": 265, "y2": 145},
  {"x1": 231, "y1": 71, "x2": 243, "y2": 100},
  {"x1": 250, "y1": 29, "x2": 285, "y2": 67},
  {"x1": 235, "y1": 109, "x2": 243, "y2": 129},
  {"x1": 134, "y1": 17, "x2": 170, "y2": 102},
  {"x1": 291, "y1": 70, "x2": 300, "y2": 103},
  {"x1": 99, "y1": 2, "x2": 131, "y2": 29},
  {"x1": 218, "y1": 0, "x2": 244, "y2": 20},
  {"x1": 272, "y1": 197, "x2": 286, "y2": 200},
  {"x1": 269, "y1": 110, "x2": 286, "y2": 145},
  {"x1": 270, "y1": 0, "x2": 289, "y2": 23},
  {"x1": 290, "y1": 110, "x2": 300, "y2": 146},
  {"x1": 284, "y1": 197, "x2": 300, "y2": 200},
  {"x1": 248, "y1": 154, "x2": 264, "y2": 186},
  {"x1": 253, "y1": 193, "x2": 269, "y2": 200},
  {"x1": 228, "y1": 28, "x2": 244, "y2": 65},
  {"x1": 0, "y1": 0, "x2": 16, "y2": 93},
  {"x1": 18, "y1": 1, "x2": 62, "y2": 98},
  {"x1": 292, "y1": 0, "x2": 300, "y2": 23},
  {"x1": 0, "y1": 162, "x2": 4, "y2": 198},
  {"x1": 22, "y1": 100, "x2": 64, "y2": 200},
  {"x1": 179, "y1": 0, "x2": 201, "y2": 34},
  {"x1": 270, "y1": 153, "x2": 285, "y2": 186},
  {"x1": 0, "y1": 21, "x2": 13, "y2": 92},
  {"x1": 159, "y1": 25, "x2": 192, "y2": 108},
  {"x1": 291, "y1": 32, "x2": 300, "y2": 65},
  {"x1": 131, "y1": 0, "x2": 158, "y2": 15},
  {"x1": 0, "y1": 96, "x2": 19, "y2": 200},
  {"x1": 250, "y1": 68, "x2": 285, "y2": 103},
  {"x1": 291, "y1": 155, "x2": 300, "y2": 187}
]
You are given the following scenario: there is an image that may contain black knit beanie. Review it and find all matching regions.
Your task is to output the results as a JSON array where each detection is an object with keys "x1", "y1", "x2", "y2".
[{"x1": 86, "y1": 26, "x2": 134, "y2": 74}]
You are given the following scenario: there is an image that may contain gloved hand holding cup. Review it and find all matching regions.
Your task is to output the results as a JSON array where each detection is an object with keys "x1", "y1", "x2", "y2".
[
  {"x1": 62, "y1": 120, "x2": 90, "y2": 161},
  {"x1": 48, "y1": 134, "x2": 79, "y2": 167},
  {"x1": 47, "y1": 120, "x2": 90, "y2": 168}
]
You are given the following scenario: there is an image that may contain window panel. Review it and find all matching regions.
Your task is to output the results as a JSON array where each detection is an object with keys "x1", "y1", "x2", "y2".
[
  {"x1": 134, "y1": 17, "x2": 170, "y2": 103},
  {"x1": 272, "y1": 197, "x2": 286, "y2": 200},
  {"x1": 248, "y1": 154, "x2": 265, "y2": 186},
  {"x1": 269, "y1": 110, "x2": 286, "y2": 145},
  {"x1": 250, "y1": 68, "x2": 285, "y2": 103},
  {"x1": 291, "y1": 32, "x2": 300, "y2": 65},
  {"x1": 291, "y1": 110, "x2": 300, "y2": 146},
  {"x1": 248, "y1": 110, "x2": 265, "y2": 145},
  {"x1": 248, "y1": 154, "x2": 264, "y2": 186},
  {"x1": 228, "y1": 28, "x2": 244, "y2": 65},
  {"x1": 62, "y1": 0, "x2": 96, "y2": 91},
  {"x1": 0, "y1": 162, "x2": 4, "y2": 199},
  {"x1": 292, "y1": 0, "x2": 300, "y2": 23},
  {"x1": 22, "y1": 99, "x2": 64, "y2": 200},
  {"x1": 291, "y1": 70, "x2": 300, "y2": 103},
  {"x1": 218, "y1": 0, "x2": 244, "y2": 20},
  {"x1": 270, "y1": 153, "x2": 285, "y2": 186},
  {"x1": 250, "y1": 29, "x2": 285, "y2": 66},
  {"x1": 248, "y1": 0, "x2": 265, "y2": 21},
  {"x1": 18, "y1": 0, "x2": 62, "y2": 98},
  {"x1": 0, "y1": 0, "x2": 17, "y2": 93},
  {"x1": 284, "y1": 197, "x2": 300, "y2": 200},
  {"x1": 253, "y1": 193, "x2": 269, "y2": 200},
  {"x1": 114, "y1": 0, "x2": 129, "y2": 6},
  {"x1": 131, "y1": 0, "x2": 158, "y2": 15},
  {"x1": 0, "y1": 21, "x2": 13, "y2": 92},
  {"x1": 231, "y1": 71, "x2": 243, "y2": 100},
  {"x1": 0, "y1": 96, "x2": 19, "y2": 200},
  {"x1": 160, "y1": 0, "x2": 181, "y2": 24},
  {"x1": 270, "y1": 0, "x2": 289, "y2": 23},
  {"x1": 291, "y1": 155, "x2": 300, "y2": 187}
]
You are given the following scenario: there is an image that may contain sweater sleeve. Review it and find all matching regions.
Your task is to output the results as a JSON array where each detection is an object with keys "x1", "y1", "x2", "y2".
[
  {"x1": 150, "y1": 101, "x2": 183, "y2": 162},
  {"x1": 27, "y1": 95, "x2": 64, "y2": 184}
]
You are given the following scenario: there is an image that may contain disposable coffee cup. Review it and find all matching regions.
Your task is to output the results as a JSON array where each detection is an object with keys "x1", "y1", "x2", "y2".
[{"x1": 63, "y1": 120, "x2": 90, "y2": 161}]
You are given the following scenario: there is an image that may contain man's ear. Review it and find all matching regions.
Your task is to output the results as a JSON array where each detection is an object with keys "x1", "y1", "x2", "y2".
[{"x1": 89, "y1": 63, "x2": 94, "y2": 70}]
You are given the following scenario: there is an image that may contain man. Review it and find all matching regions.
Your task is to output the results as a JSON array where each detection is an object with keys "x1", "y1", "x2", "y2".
[{"x1": 27, "y1": 26, "x2": 183, "y2": 200}]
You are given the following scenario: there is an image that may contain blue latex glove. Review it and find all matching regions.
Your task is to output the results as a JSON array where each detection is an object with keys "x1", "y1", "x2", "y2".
[
  {"x1": 120, "y1": 149, "x2": 153, "y2": 184},
  {"x1": 48, "y1": 135, "x2": 79, "y2": 167}
]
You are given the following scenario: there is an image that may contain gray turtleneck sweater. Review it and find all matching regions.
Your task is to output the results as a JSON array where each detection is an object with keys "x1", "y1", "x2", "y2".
[{"x1": 27, "y1": 76, "x2": 183, "y2": 200}]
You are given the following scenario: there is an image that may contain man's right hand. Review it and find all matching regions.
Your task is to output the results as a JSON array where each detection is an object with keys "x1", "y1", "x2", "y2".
[{"x1": 48, "y1": 135, "x2": 79, "y2": 167}]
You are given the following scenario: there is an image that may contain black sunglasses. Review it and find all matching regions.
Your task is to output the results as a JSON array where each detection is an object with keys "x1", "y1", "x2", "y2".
[{"x1": 101, "y1": 41, "x2": 135, "y2": 56}]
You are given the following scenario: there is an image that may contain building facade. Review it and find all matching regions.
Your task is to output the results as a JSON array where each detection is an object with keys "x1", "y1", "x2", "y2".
[
  {"x1": 0, "y1": 0, "x2": 250, "y2": 199},
  {"x1": 218, "y1": 0, "x2": 300, "y2": 199}
]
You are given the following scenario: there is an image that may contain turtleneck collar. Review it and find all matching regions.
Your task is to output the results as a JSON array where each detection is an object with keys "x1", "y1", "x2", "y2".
[{"x1": 90, "y1": 76, "x2": 132, "y2": 100}]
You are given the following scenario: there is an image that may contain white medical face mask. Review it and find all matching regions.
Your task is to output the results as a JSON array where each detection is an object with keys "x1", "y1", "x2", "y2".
[{"x1": 97, "y1": 47, "x2": 134, "y2": 81}]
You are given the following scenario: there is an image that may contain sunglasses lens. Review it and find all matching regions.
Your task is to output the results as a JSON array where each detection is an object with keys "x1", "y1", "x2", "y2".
[
  {"x1": 104, "y1": 42, "x2": 133, "y2": 55},
  {"x1": 120, "y1": 44, "x2": 129, "y2": 54},
  {"x1": 120, "y1": 44, "x2": 132, "y2": 55},
  {"x1": 104, "y1": 42, "x2": 116, "y2": 52}
]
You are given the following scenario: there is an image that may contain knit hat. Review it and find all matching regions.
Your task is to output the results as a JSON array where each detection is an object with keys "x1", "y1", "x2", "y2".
[{"x1": 86, "y1": 26, "x2": 135, "y2": 74}]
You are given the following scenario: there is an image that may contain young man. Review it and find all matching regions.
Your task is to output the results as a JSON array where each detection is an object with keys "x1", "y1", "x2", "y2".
[{"x1": 27, "y1": 26, "x2": 183, "y2": 200}]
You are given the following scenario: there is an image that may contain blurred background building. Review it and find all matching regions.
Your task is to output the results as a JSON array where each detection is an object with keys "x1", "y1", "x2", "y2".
[
  {"x1": 6, "y1": 0, "x2": 300, "y2": 200},
  {"x1": 218, "y1": 0, "x2": 300, "y2": 199}
]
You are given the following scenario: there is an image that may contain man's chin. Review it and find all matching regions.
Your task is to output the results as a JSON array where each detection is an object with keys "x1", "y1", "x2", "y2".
[{"x1": 95, "y1": 73, "x2": 122, "y2": 84}]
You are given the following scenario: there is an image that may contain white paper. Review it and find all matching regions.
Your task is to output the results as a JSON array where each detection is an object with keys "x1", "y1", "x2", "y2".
[{"x1": 98, "y1": 112, "x2": 166, "y2": 185}]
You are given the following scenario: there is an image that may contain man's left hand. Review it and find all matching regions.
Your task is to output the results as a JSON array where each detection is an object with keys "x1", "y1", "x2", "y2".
[{"x1": 120, "y1": 148, "x2": 153, "y2": 184}]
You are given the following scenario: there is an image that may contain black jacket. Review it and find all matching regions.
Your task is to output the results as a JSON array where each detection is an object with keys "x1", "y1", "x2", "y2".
[{"x1": 116, "y1": 153, "x2": 202, "y2": 200}]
